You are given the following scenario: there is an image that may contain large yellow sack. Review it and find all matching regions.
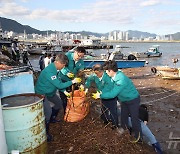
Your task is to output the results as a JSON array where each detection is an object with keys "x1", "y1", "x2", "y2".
[{"x1": 64, "y1": 90, "x2": 90, "y2": 122}]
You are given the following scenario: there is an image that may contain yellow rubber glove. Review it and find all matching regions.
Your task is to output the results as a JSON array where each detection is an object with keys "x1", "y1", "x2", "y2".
[
  {"x1": 72, "y1": 77, "x2": 82, "y2": 84},
  {"x1": 92, "y1": 91, "x2": 101, "y2": 99},
  {"x1": 64, "y1": 91, "x2": 71, "y2": 98},
  {"x1": 79, "y1": 84, "x2": 85, "y2": 92},
  {"x1": 67, "y1": 72, "x2": 74, "y2": 78}
]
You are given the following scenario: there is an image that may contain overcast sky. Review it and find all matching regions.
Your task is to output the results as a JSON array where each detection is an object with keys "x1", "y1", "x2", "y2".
[{"x1": 0, "y1": 0, "x2": 179, "y2": 35}]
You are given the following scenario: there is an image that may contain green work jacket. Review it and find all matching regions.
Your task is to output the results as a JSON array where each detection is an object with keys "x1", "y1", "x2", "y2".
[
  {"x1": 60, "y1": 52, "x2": 84, "y2": 81},
  {"x1": 85, "y1": 72, "x2": 113, "y2": 93},
  {"x1": 35, "y1": 63, "x2": 72, "y2": 97},
  {"x1": 100, "y1": 70, "x2": 139, "y2": 102}
]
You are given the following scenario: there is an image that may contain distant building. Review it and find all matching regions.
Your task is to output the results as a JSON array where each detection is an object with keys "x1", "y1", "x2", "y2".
[
  {"x1": 118, "y1": 31, "x2": 123, "y2": 40},
  {"x1": 76, "y1": 34, "x2": 82, "y2": 40},
  {"x1": 81, "y1": 39, "x2": 101, "y2": 46},
  {"x1": 125, "y1": 31, "x2": 129, "y2": 41},
  {"x1": 113, "y1": 31, "x2": 118, "y2": 40}
]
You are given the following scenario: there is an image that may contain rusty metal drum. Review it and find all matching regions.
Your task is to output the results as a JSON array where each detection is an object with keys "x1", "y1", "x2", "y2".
[{"x1": 1, "y1": 93, "x2": 47, "y2": 153}]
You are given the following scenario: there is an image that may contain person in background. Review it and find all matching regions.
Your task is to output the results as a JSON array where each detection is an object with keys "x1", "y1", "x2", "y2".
[
  {"x1": 50, "y1": 53, "x2": 56, "y2": 63},
  {"x1": 58, "y1": 47, "x2": 86, "y2": 113},
  {"x1": 35, "y1": 53, "x2": 82, "y2": 142},
  {"x1": 1, "y1": 45, "x2": 11, "y2": 59},
  {"x1": 44, "y1": 53, "x2": 51, "y2": 68},
  {"x1": 85, "y1": 64, "x2": 119, "y2": 128},
  {"x1": 39, "y1": 53, "x2": 47, "y2": 71},
  {"x1": 16, "y1": 43, "x2": 20, "y2": 62},
  {"x1": 92, "y1": 60, "x2": 142, "y2": 140},
  {"x1": 22, "y1": 46, "x2": 29, "y2": 65},
  {"x1": 11, "y1": 41, "x2": 18, "y2": 61}
]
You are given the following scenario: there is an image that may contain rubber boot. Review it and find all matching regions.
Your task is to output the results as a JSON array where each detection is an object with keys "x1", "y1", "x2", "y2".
[
  {"x1": 45, "y1": 121, "x2": 53, "y2": 142},
  {"x1": 50, "y1": 108, "x2": 60, "y2": 123},
  {"x1": 152, "y1": 142, "x2": 163, "y2": 154}
]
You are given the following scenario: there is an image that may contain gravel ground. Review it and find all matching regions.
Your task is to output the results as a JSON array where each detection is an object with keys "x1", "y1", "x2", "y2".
[{"x1": 48, "y1": 66, "x2": 180, "y2": 154}]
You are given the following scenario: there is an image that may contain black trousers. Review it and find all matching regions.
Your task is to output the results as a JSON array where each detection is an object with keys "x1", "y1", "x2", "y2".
[
  {"x1": 59, "y1": 91, "x2": 68, "y2": 113},
  {"x1": 59, "y1": 84, "x2": 79, "y2": 113},
  {"x1": 43, "y1": 94, "x2": 62, "y2": 121},
  {"x1": 121, "y1": 96, "x2": 142, "y2": 139},
  {"x1": 101, "y1": 97, "x2": 118, "y2": 127}
]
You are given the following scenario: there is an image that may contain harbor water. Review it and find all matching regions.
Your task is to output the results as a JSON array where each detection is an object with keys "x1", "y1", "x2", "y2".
[
  {"x1": 29, "y1": 42, "x2": 180, "y2": 70},
  {"x1": 1, "y1": 93, "x2": 47, "y2": 153}
]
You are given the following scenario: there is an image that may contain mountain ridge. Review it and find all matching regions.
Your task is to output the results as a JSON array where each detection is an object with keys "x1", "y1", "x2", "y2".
[{"x1": 0, "y1": 16, "x2": 179, "y2": 40}]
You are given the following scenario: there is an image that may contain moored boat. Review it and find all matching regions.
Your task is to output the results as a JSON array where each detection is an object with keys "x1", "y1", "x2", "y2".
[
  {"x1": 83, "y1": 45, "x2": 146, "y2": 69},
  {"x1": 84, "y1": 59, "x2": 146, "y2": 69},
  {"x1": 131, "y1": 45, "x2": 162, "y2": 58}
]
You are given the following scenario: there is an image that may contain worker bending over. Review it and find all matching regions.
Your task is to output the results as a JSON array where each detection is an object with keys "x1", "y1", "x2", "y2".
[
  {"x1": 35, "y1": 53, "x2": 81, "y2": 142},
  {"x1": 58, "y1": 47, "x2": 86, "y2": 113},
  {"x1": 86, "y1": 64, "x2": 119, "y2": 128},
  {"x1": 92, "y1": 60, "x2": 142, "y2": 140}
]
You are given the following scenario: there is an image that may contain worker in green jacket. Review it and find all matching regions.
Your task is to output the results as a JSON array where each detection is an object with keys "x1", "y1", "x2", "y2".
[
  {"x1": 86, "y1": 64, "x2": 119, "y2": 128},
  {"x1": 92, "y1": 60, "x2": 142, "y2": 140},
  {"x1": 35, "y1": 53, "x2": 81, "y2": 142},
  {"x1": 58, "y1": 47, "x2": 86, "y2": 113}
]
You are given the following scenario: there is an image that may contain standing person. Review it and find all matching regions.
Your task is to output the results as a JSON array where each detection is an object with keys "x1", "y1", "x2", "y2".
[
  {"x1": 11, "y1": 41, "x2": 17, "y2": 61},
  {"x1": 35, "y1": 53, "x2": 82, "y2": 142},
  {"x1": 92, "y1": 60, "x2": 142, "y2": 140},
  {"x1": 16, "y1": 43, "x2": 20, "y2": 62},
  {"x1": 44, "y1": 53, "x2": 51, "y2": 68},
  {"x1": 39, "y1": 53, "x2": 47, "y2": 71},
  {"x1": 22, "y1": 46, "x2": 29, "y2": 65},
  {"x1": 85, "y1": 64, "x2": 119, "y2": 128},
  {"x1": 58, "y1": 47, "x2": 86, "y2": 113},
  {"x1": 50, "y1": 53, "x2": 56, "y2": 63}
]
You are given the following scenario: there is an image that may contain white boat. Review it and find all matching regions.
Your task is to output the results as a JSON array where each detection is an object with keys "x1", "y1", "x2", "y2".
[
  {"x1": 131, "y1": 45, "x2": 162, "y2": 58},
  {"x1": 28, "y1": 46, "x2": 46, "y2": 55}
]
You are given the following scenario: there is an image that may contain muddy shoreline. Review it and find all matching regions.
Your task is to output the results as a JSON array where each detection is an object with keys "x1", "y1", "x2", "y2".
[
  {"x1": 48, "y1": 66, "x2": 179, "y2": 154},
  {"x1": 1, "y1": 53, "x2": 179, "y2": 153}
]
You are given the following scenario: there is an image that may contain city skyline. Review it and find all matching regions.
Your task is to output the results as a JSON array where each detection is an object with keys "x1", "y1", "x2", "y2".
[{"x1": 0, "y1": 0, "x2": 179, "y2": 35}]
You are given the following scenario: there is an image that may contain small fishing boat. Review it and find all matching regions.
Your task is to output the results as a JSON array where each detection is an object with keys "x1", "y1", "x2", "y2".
[
  {"x1": 84, "y1": 59, "x2": 146, "y2": 69},
  {"x1": 28, "y1": 45, "x2": 62, "y2": 55},
  {"x1": 131, "y1": 45, "x2": 162, "y2": 58},
  {"x1": 27, "y1": 46, "x2": 46, "y2": 55},
  {"x1": 83, "y1": 45, "x2": 146, "y2": 69}
]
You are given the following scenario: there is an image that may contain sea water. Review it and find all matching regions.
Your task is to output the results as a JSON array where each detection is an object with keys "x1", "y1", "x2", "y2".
[{"x1": 29, "y1": 42, "x2": 180, "y2": 70}]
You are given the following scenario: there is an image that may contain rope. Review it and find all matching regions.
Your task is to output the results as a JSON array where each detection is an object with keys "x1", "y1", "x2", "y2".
[
  {"x1": 142, "y1": 91, "x2": 179, "y2": 104},
  {"x1": 140, "y1": 89, "x2": 174, "y2": 97}
]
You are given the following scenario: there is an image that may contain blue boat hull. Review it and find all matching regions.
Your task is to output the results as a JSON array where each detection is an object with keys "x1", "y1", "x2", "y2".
[{"x1": 84, "y1": 60, "x2": 146, "y2": 69}]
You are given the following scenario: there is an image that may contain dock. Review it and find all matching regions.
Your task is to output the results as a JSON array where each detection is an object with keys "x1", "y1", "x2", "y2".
[{"x1": 62, "y1": 45, "x2": 113, "y2": 50}]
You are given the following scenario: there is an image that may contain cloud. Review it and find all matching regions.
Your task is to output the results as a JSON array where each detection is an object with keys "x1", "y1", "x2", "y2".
[
  {"x1": 20, "y1": 0, "x2": 29, "y2": 2},
  {"x1": 0, "y1": 0, "x2": 140, "y2": 25},
  {"x1": 0, "y1": 0, "x2": 13, "y2": 2},
  {"x1": 143, "y1": 9, "x2": 180, "y2": 34},
  {"x1": 140, "y1": 0, "x2": 161, "y2": 7},
  {"x1": 25, "y1": 0, "x2": 138, "y2": 25},
  {"x1": 0, "y1": 0, "x2": 179, "y2": 34},
  {"x1": 0, "y1": 2, "x2": 30, "y2": 16}
]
